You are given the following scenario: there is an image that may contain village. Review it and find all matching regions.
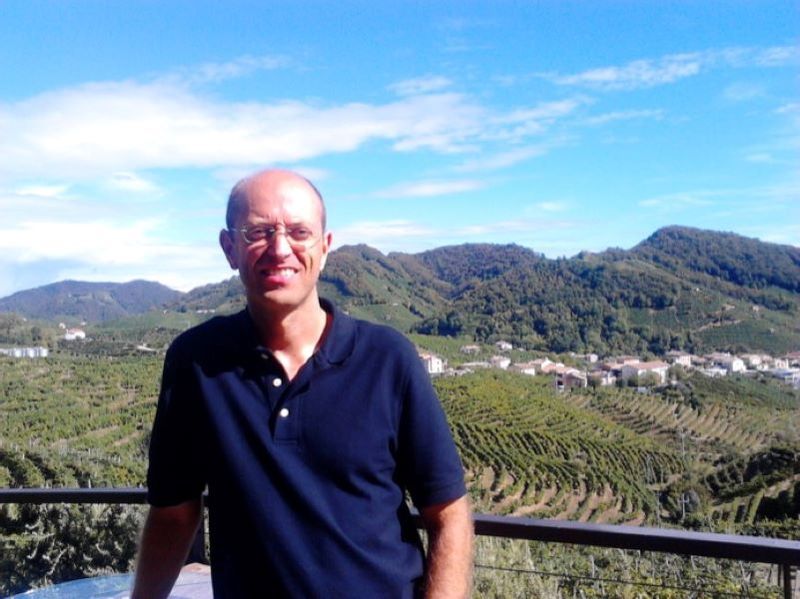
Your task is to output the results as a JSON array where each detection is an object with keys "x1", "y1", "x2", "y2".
[{"x1": 418, "y1": 343, "x2": 800, "y2": 391}]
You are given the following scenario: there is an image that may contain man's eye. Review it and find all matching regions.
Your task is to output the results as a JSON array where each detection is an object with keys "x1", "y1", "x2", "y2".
[
  {"x1": 247, "y1": 227, "x2": 270, "y2": 239},
  {"x1": 289, "y1": 228, "x2": 312, "y2": 240}
]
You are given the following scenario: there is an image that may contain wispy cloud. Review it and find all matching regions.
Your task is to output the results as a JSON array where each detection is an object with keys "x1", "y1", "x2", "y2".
[
  {"x1": 389, "y1": 75, "x2": 453, "y2": 96},
  {"x1": 0, "y1": 81, "x2": 493, "y2": 181},
  {"x1": 533, "y1": 201, "x2": 568, "y2": 213},
  {"x1": 374, "y1": 179, "x2": 485, "y2": 198},
  {"x1": 454, "y1": 143, "x2": 555, "y2": 172},
  {"x1": 722, "y1": 82, "x2": 765, "y2": 102},
  {"x1": 14, "y1": 183, "x2": 70, "y2": 198},
  {"x1": 546, "y1": 45, "x2": 798, "y2": 91},
  {"x1": 639, "y1": 191, "x2": 719, "y2": 209},
  {"x1": 583, "y1": 109, "x2": 664, "y2": 126},
  {"x1": 161, "y1": 54, "x2": 291, "y2": 85},
  {"x1": 106, "y1": 171, "x2": 160, "y2": 193}
]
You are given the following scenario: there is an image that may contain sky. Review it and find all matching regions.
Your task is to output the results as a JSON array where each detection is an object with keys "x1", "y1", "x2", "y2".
[{"x1": 0, "y1": 1, "x2": 797, "y2": 298}]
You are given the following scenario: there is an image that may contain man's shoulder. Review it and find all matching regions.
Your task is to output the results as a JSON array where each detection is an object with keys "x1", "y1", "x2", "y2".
[
  {"x1": 345, "y1": 313, "x2": 420, "y2": 364},
  {"x1": 167, "y1": 310, "x2": 247, "y2": 359}
]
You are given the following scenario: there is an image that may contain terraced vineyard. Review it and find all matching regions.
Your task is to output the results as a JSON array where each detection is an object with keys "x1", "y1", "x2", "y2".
[
  {"x1": 435, "y1": 369, "x2": 800, "y2": 533},
  {"x1": 0, "y1": 354, "x2": 160, "y2": 488},
  {"x1": 1, "y1": 352, "x2": 799, "y2": 594}
]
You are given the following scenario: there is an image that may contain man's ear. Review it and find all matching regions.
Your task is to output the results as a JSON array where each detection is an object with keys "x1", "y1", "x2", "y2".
[
  {"x1": 219, "y1": 229, "x2": 238, "y2": 269},
  {"x1": 318, "y1": 231, "x2": 333, "y2": 271}
]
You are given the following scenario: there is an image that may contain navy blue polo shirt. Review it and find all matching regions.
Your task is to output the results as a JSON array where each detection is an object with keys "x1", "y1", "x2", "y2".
[{"x1": 147, "y1": 299, "x2": 466, "y2": 598}]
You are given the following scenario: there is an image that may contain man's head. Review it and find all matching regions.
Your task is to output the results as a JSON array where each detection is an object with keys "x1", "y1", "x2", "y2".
[{"x1": 220, "y1": 169, "x2": 332, "y2": 316}]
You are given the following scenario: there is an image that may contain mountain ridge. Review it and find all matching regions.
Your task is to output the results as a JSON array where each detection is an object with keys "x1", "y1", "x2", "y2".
[{"x1": 2, "y1": 226, "x2": 798, "y2": 355}]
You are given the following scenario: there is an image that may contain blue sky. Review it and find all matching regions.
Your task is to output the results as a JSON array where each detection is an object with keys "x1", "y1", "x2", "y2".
[{"x1": 0, "y1": 1, "x2": 797, "y2": 297}]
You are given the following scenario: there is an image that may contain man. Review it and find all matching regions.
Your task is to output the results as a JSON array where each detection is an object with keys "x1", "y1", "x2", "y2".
[{"x1": 132, "y1": 169, "x2": 472, "y2": 598}]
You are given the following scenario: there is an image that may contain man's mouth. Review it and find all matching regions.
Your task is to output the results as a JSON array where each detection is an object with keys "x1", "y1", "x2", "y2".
[{"x1": 263, "y1": 268, "x2": 297, "y2": 278}]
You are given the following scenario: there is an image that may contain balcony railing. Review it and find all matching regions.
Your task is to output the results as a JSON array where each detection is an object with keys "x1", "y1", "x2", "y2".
[{"x1": 2, "y1": 487, "x2": 798, "y2": 597}]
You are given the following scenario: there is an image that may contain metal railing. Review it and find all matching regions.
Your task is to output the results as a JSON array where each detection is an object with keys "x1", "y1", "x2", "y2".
[{"x1": 2, "y1": 487, "x2": 798, "y2": 597}]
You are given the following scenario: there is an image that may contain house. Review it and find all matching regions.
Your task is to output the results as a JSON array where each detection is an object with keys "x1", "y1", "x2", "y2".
[
  {"x1": 418, "y1": 352, "x2": 445, "y2": 375},
  {"x1": 588, "y1": 370, "x2": 616, "y2": 386},
  {"x1": 0, "y1": 346, "x2": 48, "y2": 358},
  {"x1": 706, "y1": 352, "x2": 745, "y2": 373},
  {"x1": 489, "y1": 355, "x2": 511, "y2": 370},
  {"x1": 620, "y1": 361, "x2": 669, "y2": 385},
  {"x1": 495, "y1": 340, "x2": 513, "y2": 352},
  {"x1": 665, "y1": 351, "x2": 693, "y2": 368},
  {"x1": 531, "y1": 357, "x2": 562, "y2": 374},
  {"x1": 460, "y1": 344, "x2": 480, "y2": 355},
  {"x1": 64, "y1": 328, "x2": 86, "y2": 341},
  {"x1": 510, "y1": 361, "x2": 537, "y2": 376},
  {"x1": 770, "y1": 368, "x2": 800, "y2": 388},
  {"x1": 699, "y1": 366, "x2": 728, "y2": 378},
  {"x1": 741, "y1": 354, "x2": 769, "y2": 369},
  {"x1": 554, "y1": 366, "x2": 587, "y2": 391}
]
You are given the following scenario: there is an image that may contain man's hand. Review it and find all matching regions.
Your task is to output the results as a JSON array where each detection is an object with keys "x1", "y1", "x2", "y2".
[
  {"x1": 131, "y1": 499, "x2": 203, "y2": 599},
  {"x1": 420, "y1": 495, "x2": 473, "y2": 599}
]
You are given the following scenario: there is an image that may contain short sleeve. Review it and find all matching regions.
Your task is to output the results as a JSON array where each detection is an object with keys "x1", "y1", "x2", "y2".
[
  {"x1": 397, "y1": 345, "x2": 466, "y2": 508},
  {"x1": 146, "y1": 341, "x2": 208, "y2": 506}
]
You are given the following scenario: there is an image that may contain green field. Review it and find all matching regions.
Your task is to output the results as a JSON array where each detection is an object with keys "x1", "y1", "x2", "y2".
[{"x1": 1, "y1": 349, "x2": 798, "y2": 595}]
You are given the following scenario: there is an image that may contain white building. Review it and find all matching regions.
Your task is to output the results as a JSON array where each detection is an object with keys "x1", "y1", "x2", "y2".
[
  {"x1": 495, "y1": 340, "x2": 513, "y2": 352},
  {"x1": 419, "y1": 352, "x2": 445, "y2": 375},
  {"x1": 510, "y1": 361, "x2": 537, "y2": 376},
  {"x1": 64, "y1": 328, "x2": 86, "y2": 341},
  {"x1": 490, "y1": 355, "x2": 511, "y2": 370},
  {"x1": 620, "y1": 361, "x2": 669, "y2": 385},
  {"x1": 666, "y1": 351, "x2": 693, "y2": 368},
  {"x1": 460, "y1": 344, "x2": 480, "y2": 355},
  {"x1": 0, "y1": 346, "x2": 48, "y2": 358}
]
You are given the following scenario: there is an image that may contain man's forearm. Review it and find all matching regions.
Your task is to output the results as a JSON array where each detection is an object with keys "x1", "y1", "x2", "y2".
[
  {"x1": 131, "y1": 500, "x2": 202, "y2": 599},
  {"x1": 422, "y1": 496, "x2": 474, "y2": 599}
]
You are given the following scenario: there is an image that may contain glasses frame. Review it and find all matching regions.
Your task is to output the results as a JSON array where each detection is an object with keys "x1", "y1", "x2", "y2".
[{"x1": 229, "y1": 223, "x2": 322, "y2": 249}]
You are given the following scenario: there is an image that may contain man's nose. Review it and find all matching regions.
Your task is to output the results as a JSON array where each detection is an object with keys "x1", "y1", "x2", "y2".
[{"x1": 267, "y1": 230, "x2": 293, "y2": 257}]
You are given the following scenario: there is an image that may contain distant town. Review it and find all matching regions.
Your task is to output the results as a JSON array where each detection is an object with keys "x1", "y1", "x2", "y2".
[{"x1": 418, "y1": 342, "x2": 800, "y2": 391}]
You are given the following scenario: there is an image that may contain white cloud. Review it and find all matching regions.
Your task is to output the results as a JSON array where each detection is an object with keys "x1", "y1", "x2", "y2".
[
  {"x1": 547, "y1": 45, "x2": 797, "y2": 91},
  {"x1": 551, "y1": 54, "x2": 702, "y2": 90},
  {"x1": 487, "y1": 98, "x2": 588, "y2": 140},
  {"x1": 107, "y1": 171, "x2": 160, "y2": 193},
  {"x1": 454, "y1": 144, "x2": 554, "y2": 172},
  {"x1": 534, "y1": 201, "x2": 568, "y2": 213},
  {"x1": 722, "y1": 82, "x2": 765, "y2": 102},
  {"x1": 14, "y1": 183, "x2": 70, "y2": 198},
  {"x1": 389, "y1": 75, "x2": 453, "y2": 96},
  {"x1": 583, "y1": 109, "x2": 664, "y2": 126},
  {"x1": 161, "y1": 54, "x2": 291, "y2": 85},
  {"x1": 744, "y1": 152, "x2": 775, "y2": 164},
  {"x1": 374, "y1": 179, "x2": 485, "y2": 198},
  {"x1": 0, "y1": 81, "x2": 493, "y2": 182},
  {"x1": 639, "y1": 191, "x2": 717, "y2": 209}
]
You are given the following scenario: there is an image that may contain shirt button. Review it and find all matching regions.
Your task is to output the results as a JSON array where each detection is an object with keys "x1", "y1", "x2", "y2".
[
  {"x1": 279, "y1": 408, "x2": 290, "y2": 418},
  {"x1": 272, "y1": 377, "x2": 282, "y2": 387}
]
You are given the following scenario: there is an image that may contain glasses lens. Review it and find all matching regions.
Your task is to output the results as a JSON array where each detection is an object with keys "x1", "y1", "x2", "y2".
[{"x1": 239, "y1": 225, "x2": 317, "y2": 247}]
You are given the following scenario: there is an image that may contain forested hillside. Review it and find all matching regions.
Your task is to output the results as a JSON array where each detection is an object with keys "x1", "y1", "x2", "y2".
[
  {"x1": 0, "y1": 280, "x2": 182, "y2": 323},
  {"x1": 3, "y1": 226, "x2": 798, "y2": 357}
]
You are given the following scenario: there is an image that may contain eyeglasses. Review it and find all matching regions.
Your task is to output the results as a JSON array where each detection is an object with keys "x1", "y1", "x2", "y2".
[{"x1": 230, "y1": 224, "x2": 320, "y2": 248}]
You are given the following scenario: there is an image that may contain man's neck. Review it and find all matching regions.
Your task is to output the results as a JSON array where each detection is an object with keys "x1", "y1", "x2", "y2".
[{"x1": 248, "y1": 294, "x2": 330, "y2": 380}]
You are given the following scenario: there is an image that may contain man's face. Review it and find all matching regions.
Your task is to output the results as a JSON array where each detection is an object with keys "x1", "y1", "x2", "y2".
[{"x1": 220, "y1": 172, "x2": 332, "y2": 316}]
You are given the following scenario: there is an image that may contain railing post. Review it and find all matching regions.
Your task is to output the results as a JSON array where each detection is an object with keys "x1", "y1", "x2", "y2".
[
  {"x1": 185, "y1": 495, "x2": 207, "y2": 565},
  {"x1": 782, "y1": 563, "x2": 794, "y2": 599}
]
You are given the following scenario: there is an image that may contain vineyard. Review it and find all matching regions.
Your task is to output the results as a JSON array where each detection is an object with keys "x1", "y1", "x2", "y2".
[{"x1": 1, "y1": 349, "x2": 799, "y2": 594}]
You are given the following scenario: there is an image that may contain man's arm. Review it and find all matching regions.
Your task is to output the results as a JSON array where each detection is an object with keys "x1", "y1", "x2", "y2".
[
  {"x1": 420, "y1": 495, "x2": 473, "y2": 599},
  {"x1": 131, "y1": 499, "x2": 203, "y2": 599}
]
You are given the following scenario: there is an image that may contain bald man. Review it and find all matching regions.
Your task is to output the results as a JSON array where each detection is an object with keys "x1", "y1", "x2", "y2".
[{"x1": 133, "y1": 170, "x2": 472, "y2": 598}]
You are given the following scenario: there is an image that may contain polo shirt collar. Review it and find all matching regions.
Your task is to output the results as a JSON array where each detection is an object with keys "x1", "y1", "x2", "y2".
[{"x1": 235, "y1": 297, "x2": 355, "y2": 366}]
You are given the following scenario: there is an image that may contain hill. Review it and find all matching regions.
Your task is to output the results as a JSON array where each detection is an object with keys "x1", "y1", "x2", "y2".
[
  {"x1": 0, "y1": 280, "x2": 182, "y2": 323},
  {"x1": 1, "y1": 226, "x2": 798, "y2": 355}
]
